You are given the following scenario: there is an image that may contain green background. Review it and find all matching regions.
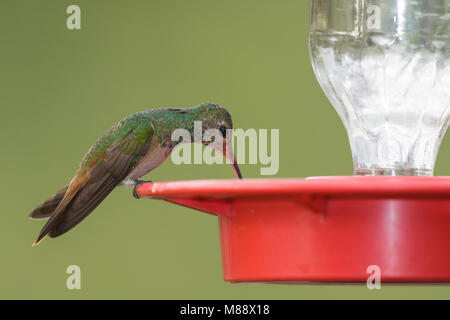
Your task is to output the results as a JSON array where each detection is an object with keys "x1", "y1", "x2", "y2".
[{"x1": 1, "y1": 0, "x2": 450, "y2": 299}]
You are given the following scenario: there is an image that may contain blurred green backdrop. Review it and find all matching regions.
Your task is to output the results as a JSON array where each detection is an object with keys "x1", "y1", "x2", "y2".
[{"x1": 1, "y1": 0, "x2": 450, "y2": 299}]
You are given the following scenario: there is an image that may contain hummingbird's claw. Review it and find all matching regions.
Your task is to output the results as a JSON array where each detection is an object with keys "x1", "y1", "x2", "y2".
[
  {"x1": 132, "y1": 187, "x2": 140, "y2": 199},
  {"x1": 132, "y1": 179, "x2": 152, "y2": 199}
]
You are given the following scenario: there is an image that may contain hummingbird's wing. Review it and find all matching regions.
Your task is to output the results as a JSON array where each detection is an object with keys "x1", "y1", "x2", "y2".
[
  {"x1": 28, "y1": 184, "x2": 69, "y2": 220},
  {"x1": 34, "y1": 131, "x2": 152, "y2": 244}
]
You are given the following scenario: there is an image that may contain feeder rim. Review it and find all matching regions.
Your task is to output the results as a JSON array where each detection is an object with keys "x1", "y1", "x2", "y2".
[{"x1": 136, "y1": 176, "x2": 450, "y2": 198}]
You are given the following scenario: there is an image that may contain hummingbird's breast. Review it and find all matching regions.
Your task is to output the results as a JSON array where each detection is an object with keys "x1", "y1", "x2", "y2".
[{"x1": 123, "y1": 141, "x2": 172, "y2": 182}]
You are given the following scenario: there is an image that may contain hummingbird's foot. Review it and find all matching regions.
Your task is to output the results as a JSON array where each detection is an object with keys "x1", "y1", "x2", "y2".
[{"x1": 132, "y1": 179, "x2": 152, "y2": 199}]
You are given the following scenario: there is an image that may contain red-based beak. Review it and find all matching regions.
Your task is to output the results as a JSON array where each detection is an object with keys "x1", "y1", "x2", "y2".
[{"x1": 223, "y1": 139, "x2": 243, "y2": 179}]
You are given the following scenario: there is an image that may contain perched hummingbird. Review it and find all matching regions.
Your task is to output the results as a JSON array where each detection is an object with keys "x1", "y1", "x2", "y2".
[{"x1": 29, "y1": 103, "x2": 242, "y2": 245}]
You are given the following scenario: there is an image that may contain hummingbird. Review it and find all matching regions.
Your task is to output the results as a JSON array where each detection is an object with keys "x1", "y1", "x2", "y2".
[{"x1": 29, "y1": 103, "x2": 242, "y2": 245}]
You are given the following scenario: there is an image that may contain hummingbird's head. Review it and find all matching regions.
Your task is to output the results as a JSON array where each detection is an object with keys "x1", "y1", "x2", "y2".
[
  {"x1": 197, "y1": 103, "x2": 233, "y2": 131},
  {"x1": 195, "y1": 103, "x2": 242, "y2": 179}
]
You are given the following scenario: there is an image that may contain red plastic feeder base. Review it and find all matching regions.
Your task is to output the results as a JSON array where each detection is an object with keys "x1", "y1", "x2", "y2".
[{"x1": 136, "y1": 176, "x2": 450, "y2": 283}]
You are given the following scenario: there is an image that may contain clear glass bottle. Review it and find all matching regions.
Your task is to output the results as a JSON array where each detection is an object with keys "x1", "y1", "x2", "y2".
[{"x1": 309, "y1": 0, "x2": 450, "y2": 176}]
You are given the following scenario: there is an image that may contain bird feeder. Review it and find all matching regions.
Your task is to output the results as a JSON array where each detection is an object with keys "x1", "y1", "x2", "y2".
[{"x1": 137, "y1": 0, "x2": 450, "y2": 283}]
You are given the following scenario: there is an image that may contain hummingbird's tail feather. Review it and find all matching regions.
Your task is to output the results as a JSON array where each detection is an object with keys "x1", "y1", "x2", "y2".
[
  {"x1": 33, "y1": 172, "x2": 120, "y2": 244},
  {"x1": 33, "y1": 132, "x2": 150, "y2": 245},
  {"x1": 51, "y1": 175, "x2": 119, "y2": 238},
  {"x1": 28, "y1": 184, "x2": 69, "y2": 220},
  {"x1": 33, "y1": 170, "x2": 92, "y2": 245}
]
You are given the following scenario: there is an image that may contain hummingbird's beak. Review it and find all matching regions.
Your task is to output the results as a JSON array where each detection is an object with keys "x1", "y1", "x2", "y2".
[
  {"x1": 223, "y1": 139, "x2": 243, "y2": 179},
  {"x1": 232, "y1": 157, "x2": 243, "y2": 179}
]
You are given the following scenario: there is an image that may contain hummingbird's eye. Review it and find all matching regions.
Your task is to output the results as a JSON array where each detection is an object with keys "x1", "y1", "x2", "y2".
[{"x1": 219, "y1": 125, "x2": 227, "y2": 137}]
